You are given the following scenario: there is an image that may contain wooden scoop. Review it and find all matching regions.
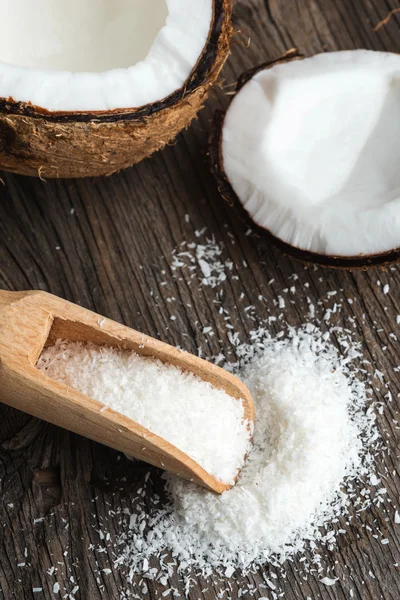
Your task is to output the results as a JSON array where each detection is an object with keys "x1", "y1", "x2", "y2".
[{"x1": 0, "y1": 290, "x2": 254, "y2": 494}]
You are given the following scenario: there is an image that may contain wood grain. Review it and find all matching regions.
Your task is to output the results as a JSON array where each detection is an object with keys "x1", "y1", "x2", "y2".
[{"x1": 1, "y1": 0, "x2": 400, "y2": 598}]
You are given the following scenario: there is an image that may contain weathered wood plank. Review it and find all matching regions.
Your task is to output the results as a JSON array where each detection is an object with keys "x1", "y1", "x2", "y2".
[{"x1": 1, "y1": 1, "x2": 400, "y2": 598}]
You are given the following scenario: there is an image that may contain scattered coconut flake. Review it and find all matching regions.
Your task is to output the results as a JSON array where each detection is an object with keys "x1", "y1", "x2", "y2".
[
  {"x1": 170, "y1": 234, "x2": 235, "y2": 288},
  {"x1": 320, "y1": 577, "x2": 338, "y2": 586}
]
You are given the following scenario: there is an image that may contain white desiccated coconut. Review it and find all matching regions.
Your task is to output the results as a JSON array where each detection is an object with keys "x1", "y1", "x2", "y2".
[
  {"x1": 170, "y1": 234, "x2": 234, "y2": 289},
  {"x1": 37, "y1": 341, "x2": 250, "y2": 485},
  {"x1": 320, "y1": 577, "x2": 338, "y2": 586},
  {"x1": 111, "y1": 325, "x2": 381, "y2": 578}
]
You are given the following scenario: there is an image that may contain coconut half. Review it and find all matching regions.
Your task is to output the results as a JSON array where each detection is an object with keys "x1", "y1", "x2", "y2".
[
  {"x1": 212, "y1": 50, "x2": 400, "y2": 268},
  {"x1": 0, "y1": 0, "x2": 231, "y2": 178}
]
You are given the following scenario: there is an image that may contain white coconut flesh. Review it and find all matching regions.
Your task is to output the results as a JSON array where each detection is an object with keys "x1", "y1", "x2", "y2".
[
  {"x1": 0, "y1": 0, "x2": 213, "y2": 112},
  {"x1": 222, "y1": 50, "x2": 400, "y2": 257}
]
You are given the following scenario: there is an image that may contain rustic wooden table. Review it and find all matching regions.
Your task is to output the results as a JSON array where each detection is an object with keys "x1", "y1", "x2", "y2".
[{"x1": 1, "y1": 1, "x2": 400, "y2": 598}]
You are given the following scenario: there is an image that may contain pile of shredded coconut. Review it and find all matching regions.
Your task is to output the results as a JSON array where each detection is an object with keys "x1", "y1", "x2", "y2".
[
  {"x1": 37, "y1": 341, "x2": 250, "y2": 485},
  {"x1": 108, "y1": 325, "x2": 382, "y2": 583}
]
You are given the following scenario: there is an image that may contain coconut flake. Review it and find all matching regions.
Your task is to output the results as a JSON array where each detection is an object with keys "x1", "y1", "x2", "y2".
[{"x1": 320, "y1": 577, "x2": 338, "y2": 586}]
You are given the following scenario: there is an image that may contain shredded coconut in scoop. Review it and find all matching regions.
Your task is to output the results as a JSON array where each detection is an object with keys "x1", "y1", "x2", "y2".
[{"x1": 37, "y1": 341, "x2": 250, "y2": 484}]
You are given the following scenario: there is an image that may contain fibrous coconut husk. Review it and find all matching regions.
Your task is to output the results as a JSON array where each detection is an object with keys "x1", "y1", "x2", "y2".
[{"x1": 0, "y1": 0, "x2": 232, "y2": 179}]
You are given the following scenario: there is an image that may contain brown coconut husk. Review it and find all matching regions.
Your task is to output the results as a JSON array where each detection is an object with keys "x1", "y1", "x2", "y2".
[
  {"x1": 210, "y1": 51, "x2": 400, "y2": 270},
  {"x1": 0, "y1": 0, "x2": 232, "y2": 179}
]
